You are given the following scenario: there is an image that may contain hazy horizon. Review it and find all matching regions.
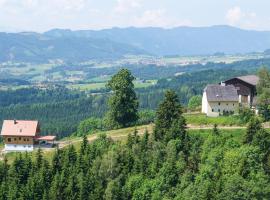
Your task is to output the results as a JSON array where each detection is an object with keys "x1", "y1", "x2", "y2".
[{"x1": 2, "y1": 24, "x2": 270, "y2": 34}]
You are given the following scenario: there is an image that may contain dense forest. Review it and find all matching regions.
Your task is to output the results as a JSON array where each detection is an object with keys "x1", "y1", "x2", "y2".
[
  {"x1": 1, "y1": 91, "x2": 270, "y2": 200},
  {"x1": 0, "y1": 87, "x2": 107, "y2": 138}
]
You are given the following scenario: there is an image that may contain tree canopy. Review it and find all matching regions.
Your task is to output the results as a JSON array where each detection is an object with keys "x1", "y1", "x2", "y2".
[{"x1": 105, "y1": 69, "x2": 139, "y2": 129}]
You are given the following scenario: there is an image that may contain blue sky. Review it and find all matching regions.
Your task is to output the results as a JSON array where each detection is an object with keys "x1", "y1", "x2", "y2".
[{"x1": 0, "y1": 0, "x2": 269, "y2": 32}]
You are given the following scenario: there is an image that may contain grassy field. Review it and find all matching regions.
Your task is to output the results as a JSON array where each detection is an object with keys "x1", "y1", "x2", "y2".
[
  {"x1": 184, "y1": 113, "x2": 243, "y2": 126},
  {"x1": 68, "y1": 80, "x2": 157, "y2": 91}
]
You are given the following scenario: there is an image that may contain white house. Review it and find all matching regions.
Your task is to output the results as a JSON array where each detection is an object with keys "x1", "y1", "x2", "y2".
[
  {"x1": 202, "y1": 84, "x2": 239, "y2": 117},
  {"x1": 202, "y1": 75, "x2": 259, "y2": 117},
  {"x1": 1, "y1": 120, "x2": 56, "y2": 152}
]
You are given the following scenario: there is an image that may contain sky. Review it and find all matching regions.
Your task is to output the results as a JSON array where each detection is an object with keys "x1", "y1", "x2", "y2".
[{"x1": 0, "y1": 0, "x2": 269, "y2": 32}]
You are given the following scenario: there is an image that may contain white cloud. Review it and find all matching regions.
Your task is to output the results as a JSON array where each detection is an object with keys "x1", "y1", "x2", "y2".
[
  {"x1": 225, "y1": 6, "x2": 269, "y2": 30},
  {"x1": 226, "y1": 6, "x2": 244, "y2": 25},
  {"x1": 133, "y1": 9, "x2": 192, "y2": 28},
  {"x1": 114, "y1": 0, "x2": 141, "y2": 13}
]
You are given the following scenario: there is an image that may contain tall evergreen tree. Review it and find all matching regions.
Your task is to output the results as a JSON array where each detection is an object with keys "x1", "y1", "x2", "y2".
[
  {"x1": 244, "y1": 117, "x2": 262, "y2": 144},
  {"x1": 105, "y1": 69, "x2": 139, "y2": 129},
  {"x1": 154, "y1": 90, "x2": 183, "y2": 141}
]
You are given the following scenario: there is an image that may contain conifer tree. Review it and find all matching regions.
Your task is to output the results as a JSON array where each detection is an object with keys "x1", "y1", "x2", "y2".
[
  {"x1": 244, "y1": 117, "x2": 262, "y2": 144},
  {"x1": 154, "y1": 90, "x2": 183, "y2": 141},
  {"x1": 213, "y1": 124, "x2": 220, "y2": 136},
  {"x1": 80, "y1": 134, "x2": 88, "y2": 155}
]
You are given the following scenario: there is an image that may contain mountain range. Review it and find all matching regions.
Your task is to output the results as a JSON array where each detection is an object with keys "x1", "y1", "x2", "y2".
[{"x1": 1, "y1": 25, "x2": 270, "y2": 62}]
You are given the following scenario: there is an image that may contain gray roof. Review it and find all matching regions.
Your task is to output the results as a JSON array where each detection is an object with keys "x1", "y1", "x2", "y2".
[
  {"x1": 236, "y1": 75, "x2": 259, "y2": 86},
  {"x1": 205, "y1": 84, "x2": 239, "y2": 102}
]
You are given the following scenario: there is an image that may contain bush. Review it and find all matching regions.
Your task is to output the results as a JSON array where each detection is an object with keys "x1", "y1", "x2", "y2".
[
  {"x1": 77, "y1": 117, "x2": 103, "y2": 136},
  {"x1": 239, "y1": 107, "x2": 255, "y2": 124},
  {"x1": 137, "y1": 110, "x2": 156, "y2": 125},
  {"x1": 188, "y1": 95, "x2": 202, "y2": 111}
]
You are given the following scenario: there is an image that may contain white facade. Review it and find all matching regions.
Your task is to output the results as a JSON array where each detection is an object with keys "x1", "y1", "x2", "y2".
[
  {"x1": 202, "y1": 91, "x2": 239, "y2": 117},
  {"x1": 4, "y1": 144, "x2": 34, "y2": 152}
]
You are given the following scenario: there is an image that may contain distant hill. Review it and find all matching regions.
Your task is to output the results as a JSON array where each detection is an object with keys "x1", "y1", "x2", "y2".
[
  {"x1": 0, "y1": 32, "x2": 146, "y2": 63},
  {"x1": 1, "y1": 25, "x2": 270, "y2": 62},
  {"x1": 44, "y1": 25, "x2": 270, "y2": 56}
]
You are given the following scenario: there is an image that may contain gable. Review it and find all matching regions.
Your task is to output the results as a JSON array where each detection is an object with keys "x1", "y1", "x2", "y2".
[{"x1": 1, "y1": 120, "x2": 39, "y2": 137}]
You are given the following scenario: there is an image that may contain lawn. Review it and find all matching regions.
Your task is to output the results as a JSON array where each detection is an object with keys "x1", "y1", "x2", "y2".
[{"x1": 184, "y1": 113, "x2": 243, "y2": 126}]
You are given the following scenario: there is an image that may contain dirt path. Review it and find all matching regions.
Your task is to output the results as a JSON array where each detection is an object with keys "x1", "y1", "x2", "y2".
[
  {"x1": 55, "y1": 124, "x2": 248, "y2": 149},
  {"x1": 1, "y1": 123, "x2": 270, "y2": 159}
]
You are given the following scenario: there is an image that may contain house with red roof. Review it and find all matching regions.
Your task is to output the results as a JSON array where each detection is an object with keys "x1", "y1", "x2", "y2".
[{"x1": 1, "y1": 120, "x2": 56, "y2": 152}]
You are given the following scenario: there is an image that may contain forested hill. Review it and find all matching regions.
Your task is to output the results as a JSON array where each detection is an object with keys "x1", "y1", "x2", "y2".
[
  {"x1": 2, "y1": 25, "x2": 270, "y2": 62},
  {"x1": 45, "y1": 25, "x2": 270, "y2": 55},
  {"x1": 0, "y1": 32, "x2": 145, "y2": 63}
]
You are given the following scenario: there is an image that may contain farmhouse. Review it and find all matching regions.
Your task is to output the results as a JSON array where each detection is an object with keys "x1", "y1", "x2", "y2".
[
  {"x1": 1, "y1": 120, "x2": 56, "y2": 152},
  {"x1": 224, "y1": 75, "x2": 259, "y2": 107},
  {"x1": 202, "y1": 75, "x2": 259, "y2": 117}
]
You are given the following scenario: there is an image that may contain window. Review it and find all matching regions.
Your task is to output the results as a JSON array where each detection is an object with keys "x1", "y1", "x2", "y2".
[
  {"x1": 24, "y1": 145, "x2": 26, "y2": 148},
  {"x1": 218, "y1": 109, "x2": 221, "y2": 112},
  {"x1": 27, "y1": 138, "x2": 29, "y2": 141},
  {"x1": 233, "y1": 104, "x2": 235, "y2": 106},
  {"x1": 8, "y1": 138, "x2": 11, "y2": 142},
  {"x1": 14, "y1": 145, "x2": 16, "y2": 148},
  {"x1": 14, "y1": 138, "x2": 17, "y2": 141},
  {"x1": 28, "y1": 145, "x2": 31, "y2": 148},
  {"x1": 19, "y1": 137, "x2": 21, "y2": 140},
  {"x1": 24, "y1": 138, "x2": 26, "y2": 141},
  {"x1": 226, "y1": 103, "x2": 228, "y2": 106},
  {"x1": 212, "y1": 109, "x2": 214, "y2": 112},
  {"x1": 218, "y1": 102, "x2": 221, "y2": 106}
]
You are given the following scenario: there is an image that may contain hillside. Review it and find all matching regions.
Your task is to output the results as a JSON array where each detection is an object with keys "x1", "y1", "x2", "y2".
[
  {"x1": 0, "y1": 32, "x2": 145, "y2": 63},
  {"x1": 45, "y1": 25, "x2": 270, "y2": 56}
]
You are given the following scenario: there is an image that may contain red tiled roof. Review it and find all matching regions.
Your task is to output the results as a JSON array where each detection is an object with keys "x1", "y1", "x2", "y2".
[
  {"x1": 1, "y1": 120, "x2": 39, "y2": 137},
  {"x1": 36, "y1": 136, "x2": 56, "y2": 141}
]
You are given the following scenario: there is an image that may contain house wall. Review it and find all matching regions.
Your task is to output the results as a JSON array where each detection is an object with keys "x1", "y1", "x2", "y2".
[
  {"x1": 5, "y1": 144, "x2": 34, "y2": 152},
  {"x1": 202, "y1": 93, "x2": 239, "y2": 117},
  {"x1": 202, "y1": 91, "x2": 208, "y2": 113},
  {"x1": 225, "y1": 78, "x2": 256, "y2": 106},
  {"x1": 3, "y1": 136, "x2": 34, "y2": 145},
  {"x1": 207, "y1": 101, "x2": 239, "y2": 117}
]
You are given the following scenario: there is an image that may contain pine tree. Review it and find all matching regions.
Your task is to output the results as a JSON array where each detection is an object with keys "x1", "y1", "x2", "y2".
[
  {"x1": 213, "y1": 124, "x2": 220, "y2": 136},
  {"x1": 140, "y1": 130, "x2": 149, "y2": 151},
  {"x1": 35, "y1": 148, "x2": 43, "y2": 169},
  {"x1": 49, "y1": 173, "x2": 61, "y2": 200},
  {"x1": 244, "y1": 117, "x2": 262, "y2": 144},
  {"x1": 51, "y1": 148, "x2": 61, "y2": 175},
  {"x1": 80, "y1": 135, "x2": 88, "y2": 155},
  {"x1": 154, "y1": 90, "x2": 183, "y2": 141}
]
